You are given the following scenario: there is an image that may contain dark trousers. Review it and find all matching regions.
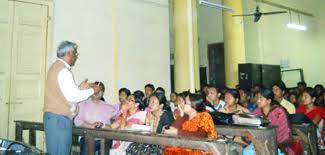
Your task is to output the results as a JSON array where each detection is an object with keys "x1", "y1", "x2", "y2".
[{"x1": 79, "y1": 137, "x2": 112, "y2": 155}]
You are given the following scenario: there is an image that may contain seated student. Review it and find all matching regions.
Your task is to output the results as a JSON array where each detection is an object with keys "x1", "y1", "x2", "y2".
[
  {"x1": 219, "y1": 89, "x2": 249, "y2": 114},
  {"x1": 297, "y1": 81, "x2": 307, "y2": 96},
  {"x1": 146, "y1": 92, "x2": 175, "y2": 133},
  {"x1": 173, "y1": 92, "x2": 189, "y2": 120},
  {"x1": 168, "y1": 92, "x2": 178, "y2": 112},
  {"x1": 296, "y1": 88, "x2": 325, "y2": 124},
  {"x1": 164, "y1": 93, "x2": 217, "y2": 155},
  {"x1": 314, "y1": 84, "x2": 325, "y2": 107},
  {"x1": 155, "y1": 87, "x2": 166, "y2": 95},
  {"x1": 250, "y1": 84, "x2": 264, "y2": 104},
  {"x1": 253, "y1": 89, "x2": 298, "y2": 154},
  {"x1": 239, "y1": 88, "x2": 257, "y2": 113},
  {"x1": 205, "y1": 85, "x2": 226, "y2": 112},
  {"x1": 125, "y1": 92, "x2": 175, "y2": 155},
  {"x1": 144, "y1": 84, "x2": 155, "y2": 106},
  {"x1": 74, "y1": 81, "x2": 117, "y2": 155},
  {"x1": 201, "y1": 84, "x2": 209, "y2": 98},
  {"x1": 288, "y1": 92, "x2": 299, "y2": 108},
  {"x1": 105, "y1": 94, "x2": 146, "y2": 155},
  {"x1": 272, "y1": 82, "x2": 296, "y2": 114},
  {"x1": 315, "y1": 84, "x2": 324, "y2": 95},
  {"x1": 112, "y1": 88, "x2": 131, "y2": 119},
  {"x1": 133, "y1": 90, "x2": 145, "y2": 100}
]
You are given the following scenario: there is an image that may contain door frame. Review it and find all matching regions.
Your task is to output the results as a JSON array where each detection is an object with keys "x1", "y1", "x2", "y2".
[{"x1": 5, "y1": 0, "x2": 53, "y2": 138}]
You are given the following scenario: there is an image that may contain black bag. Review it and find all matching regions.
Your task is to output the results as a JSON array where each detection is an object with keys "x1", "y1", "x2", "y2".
[
  {"x1": 210, "y1": 112, "x2": 234, "y2": 125},
  {"x1": 126, "y1": 142, "x2": 163, "y2": 155},
  {"x1": 288, "y1": 113, "x2": 313, "y2": 124}
]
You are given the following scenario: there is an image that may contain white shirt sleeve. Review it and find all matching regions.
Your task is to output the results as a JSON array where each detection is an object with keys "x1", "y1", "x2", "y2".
[{"x1": 57, "y1": 68, "x2": 94, "y2": 103}]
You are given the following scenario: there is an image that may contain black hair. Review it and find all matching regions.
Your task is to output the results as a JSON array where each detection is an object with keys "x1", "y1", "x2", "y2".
[
  {"x1": 273, "y1": 81, "x2": 287, "y2": 91},
  {"x1": 259, "y1": 88, "x2": 278, "y2": 106},
  {"x1": 145, "y1": 84, "x2": 155, "y2": 91},
  {"x1": 155, "y1": 87, "x2": 165, "y2": 95},
  {"x1": 314, "y1": 84, "x2": 325, "y2": 95},
  {"x1": 132, "y1": 93, "x2": 146, "y2": 111},
  {"x1": 226, "y1": 89, "x2": 240, "y2": 104},
  {"x1": 177, "y1": 91, "x2": 190, "y2": 101},
  {"x1": 188, "y1": 93, "x2": 205, "y2": 112},
  {"x1": 297, "y1": 81, "x2": 307, "y2": 87},
  {"x1": 171, "y1": 91, "x2": 178, "y2": 96},
  {"x1": 94, "y1": 81, "x2": 105, "y2": 92},
  {"x1": 304, "y1": 88, "x2": 317, "y2": 98},
  {"x1": 239, "y1": 88, "x2": 252, "y2": 97},
  {"x1": 150, "y1": 92, "x2": 171, "y2": 111},
  {"x1": 94, "y1": 81, "x2": 105, "y2": 101},
  {"x1": 260, "y1": 88, "x2": 279, "y2": 106},
  {"x1": 119, "y1": 88, "x2": 131, "y2": 96},
  {"x1": 289, "y1": 91, "x2": 299, "y2": 98},
  {"x1": 315, "y1": 84, "x2": 324, "y2": 89},
  {"x1": 253, "y1": 83, "x2": 264, "y2": 89},
  {"x1": 207, "y1": 84, "x2": 217, "y2": 90},
  {"x1": 260, "y1": 89, "x2": 274, "y2": 100},
  {"x1": 133, "y1": 90, "x2": 145, "y2": 100}
]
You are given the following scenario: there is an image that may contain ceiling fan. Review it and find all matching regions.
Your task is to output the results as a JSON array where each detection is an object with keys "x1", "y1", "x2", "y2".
[{"x1": 232, "y1": 6, "x2": 287, "y2": 22}]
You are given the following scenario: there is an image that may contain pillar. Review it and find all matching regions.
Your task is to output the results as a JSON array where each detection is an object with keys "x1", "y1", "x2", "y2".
[
  {"x1": 173, "y1": 0, "x2": 200, "y2": 93},
  {"x1": 223, "y1": 0, "x2": 246, "y2": 88}
]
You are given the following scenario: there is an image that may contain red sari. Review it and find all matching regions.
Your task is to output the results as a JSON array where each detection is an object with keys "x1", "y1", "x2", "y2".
[
  {"x1": 164, "y1": 112, "x2": 217, "y2": 155},
  {"x1": 296, "y1": 105, "x2": 325, "y2": 121}
]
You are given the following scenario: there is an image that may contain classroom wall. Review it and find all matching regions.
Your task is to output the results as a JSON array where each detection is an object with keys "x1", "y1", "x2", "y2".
[
  {"x1": 243, "y1": 0, "x2": 325, "y2": 87},
  {"x1": 198, "y1": 0, "x2": 224, "y2": 67},
  {"x1": 51, "y1": 0, "x2": 171, "y2": 102},
  {"x1": 197, "y1": 0, "x2": 324, "y2": 87}
]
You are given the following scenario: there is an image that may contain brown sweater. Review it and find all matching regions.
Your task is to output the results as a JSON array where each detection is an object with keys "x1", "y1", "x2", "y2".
[{"x1": 43, "y1": 60, "x2": 73, "y2": 118}]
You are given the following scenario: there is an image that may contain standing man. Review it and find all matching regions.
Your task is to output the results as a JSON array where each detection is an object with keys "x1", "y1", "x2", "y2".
[{"x1": 43, "y1": 41, "x2": 100, "y2": 155}]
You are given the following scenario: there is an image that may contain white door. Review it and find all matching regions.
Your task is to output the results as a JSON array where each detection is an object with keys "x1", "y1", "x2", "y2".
[
  {"x1": 6, "y1": 1, "x2": 48, "y2": 149},
  {"x1": 0, "y1": 0, "x2": 11, "y2": 139}
]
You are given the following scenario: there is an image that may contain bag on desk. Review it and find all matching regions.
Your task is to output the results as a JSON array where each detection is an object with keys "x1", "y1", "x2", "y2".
[
  {"x1": 232, "y1": 114, "x2": 270, "y2": 127},
  {"x1": 210, "y1": 112, "x2": 234, "y2": 125},
  {"x1": 288, "y1": 113, "x2": 313, "y2": 124}
]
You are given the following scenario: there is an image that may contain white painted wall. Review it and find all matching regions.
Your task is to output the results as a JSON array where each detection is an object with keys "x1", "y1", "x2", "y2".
[
  {"x1": 50, "y1": 0, "x2": 170, "y2": 102},
  {"x1": 196, "y1": 0, "x2": 324, "y2": 87},
  {"x1": 242, "y1": 0, "x2": 325, "y2": 87}
]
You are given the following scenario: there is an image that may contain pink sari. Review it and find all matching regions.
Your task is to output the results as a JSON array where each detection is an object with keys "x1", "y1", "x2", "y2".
[
  {"x1": 110, "y1": 110, "x2": 146, "y2": 155},
  {"x1": 254, "y1": 106, "x2": 296, "y2": 154},
  {"x1": 254, "y1": 106, "x2": 291, "y2": 143}
]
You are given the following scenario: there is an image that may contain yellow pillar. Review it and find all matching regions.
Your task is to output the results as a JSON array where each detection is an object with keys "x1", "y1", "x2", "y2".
[
  {"x1": 223, "y1": 0, "x2": 246, "y2": 88},
  {"x1": 173, "y1": 0, "x2": 200, "y2": 93}
]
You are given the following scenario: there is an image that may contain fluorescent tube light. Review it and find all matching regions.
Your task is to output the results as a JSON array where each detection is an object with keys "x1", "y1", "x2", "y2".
[
  {"x1": 199, "y1": 0, "x2": 234, "y2": 12},
  {"x1": 287, "y1": 23, "x2": 307, "y2": 31}
]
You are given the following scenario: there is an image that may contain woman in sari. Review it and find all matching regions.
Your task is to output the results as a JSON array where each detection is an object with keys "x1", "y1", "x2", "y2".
[
  {"x1": 125, "y1": 92, "x2": 175, "y2": 155},
  {"x1": 219, "y1": 89, "x2": 249, "y2": 114},
  {"x1": 105, "y1": 94, "x2": 146, "y2": 155},
  {"x1": 296, "y1": 88, "x2": 325, "y2": 124},
  {"x1": 253, "y1": 89, "x2": 298, "y2": 154},
  {"x1": 296, "y1": 88, "x2": 325, "y2": 149},
  {"x1": 164, "y1": 93, "x2": 217, "y2": 155}
]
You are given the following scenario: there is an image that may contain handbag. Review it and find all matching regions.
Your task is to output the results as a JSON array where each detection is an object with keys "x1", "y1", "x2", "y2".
[
  {"x1": 210, "y1": 112, "x2": 234, "y2": 125},
  {"x1": 126, "y1": 142, "x2": 163, "y2": 155}
]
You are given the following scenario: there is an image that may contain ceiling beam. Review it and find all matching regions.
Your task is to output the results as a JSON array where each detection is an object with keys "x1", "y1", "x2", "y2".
[{"x1": 255, "y1": 0, "x2": 314, "y2": 17}]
